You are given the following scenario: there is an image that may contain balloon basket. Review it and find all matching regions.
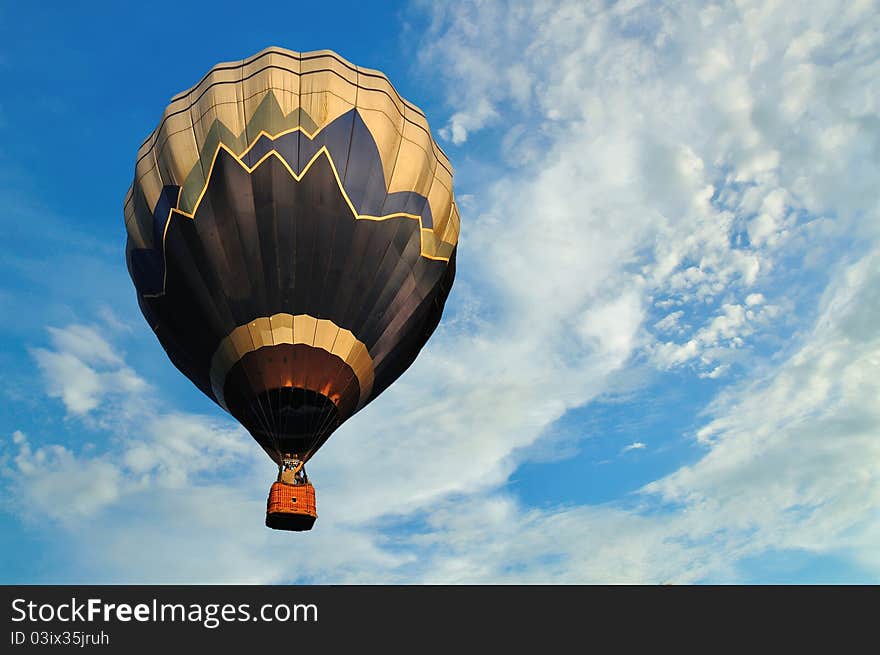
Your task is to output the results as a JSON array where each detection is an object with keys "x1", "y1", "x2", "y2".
[{"x1": 266, "y1": 481, "x2": 317, "y2": 531}]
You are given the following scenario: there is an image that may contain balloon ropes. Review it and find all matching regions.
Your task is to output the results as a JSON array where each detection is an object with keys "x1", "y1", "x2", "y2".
[{"x1": 123, "y1": 48, "x2": 459, "y2": 530}]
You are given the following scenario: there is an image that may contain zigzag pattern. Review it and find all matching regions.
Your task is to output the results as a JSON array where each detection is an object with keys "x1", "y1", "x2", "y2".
[
  {"x1": 128, "y1": 110, "x2": 454, "y2": 298},
  {"x1": 123, "y1": 47, "x2": 459, "y2": 264}
]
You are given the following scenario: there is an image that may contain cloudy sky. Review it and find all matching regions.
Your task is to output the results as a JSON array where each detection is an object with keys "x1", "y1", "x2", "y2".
[{"x1": 1, "y1": 0, "x2": 878, "y2": 583}]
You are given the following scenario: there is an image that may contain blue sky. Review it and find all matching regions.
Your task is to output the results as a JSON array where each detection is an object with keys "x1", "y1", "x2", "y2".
[{"x1": 1, "y1": 0, "x2": 879, "y2": 583}]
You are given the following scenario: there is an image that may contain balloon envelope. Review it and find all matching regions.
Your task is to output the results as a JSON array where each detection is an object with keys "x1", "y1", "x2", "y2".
[{"x1": 124, "y1": 47, "x2": 459, "y2": 463}]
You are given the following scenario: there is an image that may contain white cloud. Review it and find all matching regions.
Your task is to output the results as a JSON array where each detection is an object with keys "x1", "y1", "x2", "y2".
[
  {"x1": 699, "y1": 364, "x2": 729, "y2": 380},
  {"x1": 31, "y1": 349, "x2": 107, "y2": 414},
  {"x1": 650, "y1": 301, "x2": 780, "y2": 371},
  {"x1": 439, "y1": 99, "x2": 497, "y2": 145},
  {"x1": 654, "y1": 310, "x2": 684, "y2": 334},
  {"x1": 30, "y1": 324, "x2": 146, "y2": 415},
  {"x1": 425, "y1": 0, "x2": 879, "y2": 368},
  {"x1": 622, "y1": 442, "x2": 646, "y2": 454},
  {"x1": 645, "y1": 249, "x2": 880, "y2": 569},
  {"x1": 5, "y1": 431, "x2": 122, "y2": 522},
  {"x1": 577, "y1": 290, "x2": 644, "y2": 365},
  {"x1": 45, "y1": 324, "x2": 122, "y2": 365},
  {"x1": 745, "y1": 293, "x2": 765, "y2": 307}
]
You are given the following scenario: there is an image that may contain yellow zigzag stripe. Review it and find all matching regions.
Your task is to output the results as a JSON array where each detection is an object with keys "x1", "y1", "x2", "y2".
[{"x1": 145, "y1": 138, "x2": 451, "y2": 298}]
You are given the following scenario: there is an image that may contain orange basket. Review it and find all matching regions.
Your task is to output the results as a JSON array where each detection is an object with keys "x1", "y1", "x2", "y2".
[{"x1": 266, "y1": 481, "x2": 317, "y2": 531}]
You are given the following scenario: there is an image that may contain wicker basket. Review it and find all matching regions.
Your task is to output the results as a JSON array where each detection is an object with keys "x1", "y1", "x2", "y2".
[{"x1": 266, "y1": 481, "x2": 317, "y2": 531}]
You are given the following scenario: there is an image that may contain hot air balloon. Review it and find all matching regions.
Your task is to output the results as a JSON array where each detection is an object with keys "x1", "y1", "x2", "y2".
[{"x1": 123, "y1": 47, "x2": 459, "y2": 531}]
